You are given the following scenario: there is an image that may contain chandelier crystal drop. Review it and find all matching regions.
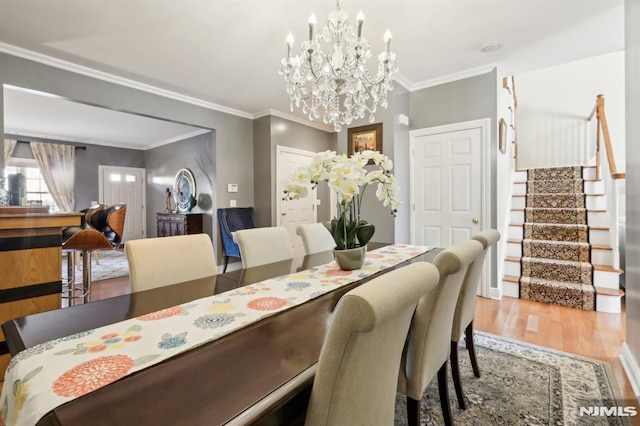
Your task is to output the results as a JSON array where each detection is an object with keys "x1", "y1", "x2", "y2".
[{"x1": 279, "y1": 0, "x2": 399, "y2": 132}]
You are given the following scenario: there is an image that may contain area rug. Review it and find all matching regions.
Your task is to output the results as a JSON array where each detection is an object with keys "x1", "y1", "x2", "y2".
[
  {"x1": 62, "y1": 249, "x2": 129, "y2": 282},
  {"x1": 394, "y1": 332, "x2": 626, "y2": 426}
]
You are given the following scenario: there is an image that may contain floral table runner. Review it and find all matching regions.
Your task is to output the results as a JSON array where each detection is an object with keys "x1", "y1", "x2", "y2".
[{"x1": 0, "y1": 244, "x2": 432, "y2": 426}]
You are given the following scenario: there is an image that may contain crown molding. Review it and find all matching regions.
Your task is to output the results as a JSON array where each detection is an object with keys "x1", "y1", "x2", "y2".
[
  {"x1": 0, "y1": 43, "x2": 254, "y2": 120},
  {"x1": 4, "y1": 128, "x2": 142, "y2": 150},
  {"x1": 253, "y1": 109, "x2": 335, "y2": 133},
  {"x1": 410, "y1": 63, "x2": 497, "y2": 91},
  {"x1": 144, "y1": 128, "x2": 212, "y2": 150},
  {"x1": 392, "y1": 72, "x2": 412, "y2": 91}
]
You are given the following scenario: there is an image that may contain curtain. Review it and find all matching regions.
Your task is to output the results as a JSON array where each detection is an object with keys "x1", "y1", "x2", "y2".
[
  {"x1": 3, "y1": 139, "x2": 17, "y2": 165},
  {"x1": 30, "y1": 142, "x2": 75, "y2": 212}
]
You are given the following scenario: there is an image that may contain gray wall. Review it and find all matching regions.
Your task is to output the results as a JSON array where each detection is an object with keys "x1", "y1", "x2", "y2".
[
  {"x1": 145, "y1": 132, "x2": 214, "y2": 239},
  {"x1": 625, "y1": 0, "x2": 640, "y2": 380},
  {"x1": 6, "y1": 136, "x2": 145, "y2": 210},
  {"x1": 253, "y1": 115, "x2": 335, "y2": 228},
  {"x1": 0, "y1": 52, "x2": 254, "y2": 263}
]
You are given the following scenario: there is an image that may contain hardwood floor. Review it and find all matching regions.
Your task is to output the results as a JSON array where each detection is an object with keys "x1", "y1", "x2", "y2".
[{"x1": 31, "y1": 276, "x2": 640, "y2": 402}]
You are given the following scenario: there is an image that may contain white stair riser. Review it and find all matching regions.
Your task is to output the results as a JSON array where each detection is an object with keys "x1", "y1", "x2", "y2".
[
  {"x1": 511, "y1": 210, "x2": 524, "y2": 223},
  {"x1": 504, "y1": 260, "x2": 520, "y2": 276},
  {"x1": 509, "y1": 225, "x2": 523, "y2": 240},
  {"x1": 507, "y1": 242, "x2": 522, "y2": 257},
  {"x1": 583, "y1": 167, "x2": 598, "y2": 180},
  {"x1": 512, "y1": 196, "x2": 525, "y2": 209},
  {"x1": 513, "y1": 183, "x2": 527, "y2": 195},
  {"x1": 596, "y1": 295, "x2": 622, "y2": 313},
  {"x1": 514, "y1": 171, "x2": 527, "y2": 181},
  {"x1": 594, "y1": 270, "x2": 621, "y2": 288},
  {"x1": 503, "y1": 280, "x2": 520, "y2": 298},
  {"x1": 592, "y1": 249, "x2": 613, "y2": 265},
  {"x1": 585, "y1": 181, "x2": 604, "y2": 194},
  {"x1": 586, "y1": 195, "x2": 606, "y2": 210},
  {"x1": 588, "y1": 211, "x2": 609, "y2": 227},
  {"x1": 590, "y1": 229, "x2": 610, "y2": 245}
]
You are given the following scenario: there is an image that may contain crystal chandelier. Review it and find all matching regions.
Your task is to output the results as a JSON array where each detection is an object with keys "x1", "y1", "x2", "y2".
[{"x1": 279, "y1": 1, "x2": 399, "y2": 132}]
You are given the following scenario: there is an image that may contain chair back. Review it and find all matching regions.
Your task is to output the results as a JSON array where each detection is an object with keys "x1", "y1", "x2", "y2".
[
  {"x1": 125, "y1": 234, "x2": 217, "y2": 293},
  {"x1": 233, "y1": 226, "x2": 293, "y2": 268},
  {"x1": 217, "y1": 207, "x2": 255, "y2": 258},
  {"x1": 451, "y1": 229, "x2": 501, "y2": 342},
  {"x1": 305, "y1": 262, "x2": 439, "y2": 426},
  {"x1": 296, "y1": 223, "x2": 336, "y2": 255},
  {"x1": 397, "y1": 239, "x2": 484, "y2": 400},
  {"x1": 90, "y1": 204, "x2": 127, "y2": 246},
  {"x1": 62, "y1": 204, "x2": 105, "y2": 243}
]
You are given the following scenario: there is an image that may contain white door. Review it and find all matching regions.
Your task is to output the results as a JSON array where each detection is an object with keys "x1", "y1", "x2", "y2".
[
  {"x1": 276, "y1": 146, "x2": 318, "y2": 257},
  {"x1": 410, "y1": 119, "x2": 490, "y2": 295},
  {"x1": 99, "y1": 165, "x2": 146, "y2": 243}
]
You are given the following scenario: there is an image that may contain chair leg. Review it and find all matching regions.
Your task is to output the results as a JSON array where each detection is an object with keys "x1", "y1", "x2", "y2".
[
  {"x1": 450, "y1": 341, "x2": 467, "y2": 409},
  {"x1": 407, "y1": 396, "x2": 421, "y2": 426},
  {"x1": 223, "y1": 256, "x2": 229, "y2": 273},
  {"x1": 465, "y1": 322, "x2": 480, "y2": 378},
  {"x1": 81, "y1": 251, "x2": 93, "y2": 304},
  {"x1": 438, "y1": 362, "x2": 453, "y2": 426}
]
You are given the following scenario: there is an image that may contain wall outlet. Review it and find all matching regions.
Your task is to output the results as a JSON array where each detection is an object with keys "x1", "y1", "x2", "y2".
[
  {"x1": 230, "y1": 200, "x2": 237, "y2": 207},
  {"x1": 227, "y1": 184, "x2": 238, "y2": 193}
]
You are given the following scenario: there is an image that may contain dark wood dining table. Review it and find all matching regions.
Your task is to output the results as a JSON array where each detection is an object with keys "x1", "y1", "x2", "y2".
[{"x1": 2, "y1": 243, "x2": 440, "y2": 426}]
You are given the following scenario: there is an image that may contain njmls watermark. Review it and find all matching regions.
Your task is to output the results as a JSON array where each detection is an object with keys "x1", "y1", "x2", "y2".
[{"x1": 577, "y1": 399, "x2": 639, "y2": 418}]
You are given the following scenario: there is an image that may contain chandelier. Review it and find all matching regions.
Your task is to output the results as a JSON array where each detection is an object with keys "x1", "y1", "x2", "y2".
[{"x1": 279, "y1": 1, "x2": 399, "y2": 132}]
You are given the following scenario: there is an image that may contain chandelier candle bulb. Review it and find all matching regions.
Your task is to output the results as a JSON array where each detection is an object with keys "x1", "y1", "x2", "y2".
[
  {"x1": 384, "y1": 30, "x2": 392, "y2": 53},
  {"x1": 308, "y1": 13, "x2": 316, "y2": 40},
  {"x1": 356, "y1": 10, "x2": 364, "y2": 38},
  {"x1": 286, "y1": 32, "x2": 294, "y2": 56}
]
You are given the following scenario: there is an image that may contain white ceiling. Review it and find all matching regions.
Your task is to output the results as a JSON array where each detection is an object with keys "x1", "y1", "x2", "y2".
[{"x1": 0, "y1": 0, "x2": 625, "y2": 148}]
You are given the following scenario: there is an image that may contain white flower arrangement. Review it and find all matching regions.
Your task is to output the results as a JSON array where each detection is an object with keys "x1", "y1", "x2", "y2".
[{"x1": 283, "y1": 150, "x2": 399, "y2": 250}]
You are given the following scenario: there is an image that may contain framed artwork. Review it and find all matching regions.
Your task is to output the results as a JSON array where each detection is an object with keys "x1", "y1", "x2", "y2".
[
  {"x1": 347, "y1": 123, "x2": 383, "y2": 161},
  {"x1": 498, "y1": 118, "x2": 507, "y2": 154},
  {"x1": 173, "y1": 168, "x2": 197, "y2": 212}
]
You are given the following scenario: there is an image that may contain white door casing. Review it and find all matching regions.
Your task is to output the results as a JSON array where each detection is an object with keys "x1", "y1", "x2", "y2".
[
  {"x1": 99, "y1": 165, "x2": 146, "y2": 243},
  {"x1": 410, "y1": 119, "x2": 491, "y2": 297},
  {"x1": 276, "y1": 146, "x2": 318, "y2": 257}
]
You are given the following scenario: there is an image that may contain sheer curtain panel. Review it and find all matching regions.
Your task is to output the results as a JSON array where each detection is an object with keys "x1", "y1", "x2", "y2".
[{"x1": 30, "y1": 142, "x2": 75, "y2": 212}]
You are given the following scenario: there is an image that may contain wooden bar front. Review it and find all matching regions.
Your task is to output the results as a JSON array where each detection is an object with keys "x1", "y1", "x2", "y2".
[{"x1": 0, "y1": 209, "x2": 82, "y2": 379}]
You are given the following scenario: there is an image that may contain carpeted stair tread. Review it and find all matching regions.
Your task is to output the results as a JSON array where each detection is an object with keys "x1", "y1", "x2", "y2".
[
  {"x1": 527, "y1": 179, "x2": 584, "y2": 194},
  {"x1": 519, "y1": 276, "x2": 595, "y2": 310},
  {"x1": 524, "y1": 207, "x2": 587, "y2": 225},
  {"x1": 522, "y1": 239, "x2": 590, "y2": 262},
  {"x1": 521, "y1": 257, "x2": 592, "y2": 284},
  {"x1": 526, "y1": 193, "x2": 585, "y2": 208},
  {"x1": 528, "y1": 166, "x2": 582, "y2": 180},
  {"x1": 523, "y1": 223, "x2": 589, "y2": 242}
]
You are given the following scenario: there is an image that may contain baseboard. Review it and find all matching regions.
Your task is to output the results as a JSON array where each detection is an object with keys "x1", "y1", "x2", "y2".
[
  {"x1": 620, "y1": 343, "x2": 640, "y2": 399},
  {"x1": 490, "y1": 287, "x2": 502, "y2": 300}
]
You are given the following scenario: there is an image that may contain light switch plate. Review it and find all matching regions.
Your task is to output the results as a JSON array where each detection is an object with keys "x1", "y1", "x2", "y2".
[
  {"x1": 230, "y1": 200, "x2": 237, "y2": 207},
  {"x1": 227, "y1": 184, "x2": 238, "y2": 193}
]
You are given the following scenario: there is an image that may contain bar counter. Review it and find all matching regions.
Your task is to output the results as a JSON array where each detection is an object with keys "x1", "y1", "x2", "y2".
[{"x1": 0, "y1": 208, "x2": 82, "y2": 379}]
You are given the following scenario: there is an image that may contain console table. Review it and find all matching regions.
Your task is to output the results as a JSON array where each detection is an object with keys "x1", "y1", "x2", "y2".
[{"x1": 156, "y1": 213, "x2": 203, "y2": 237}]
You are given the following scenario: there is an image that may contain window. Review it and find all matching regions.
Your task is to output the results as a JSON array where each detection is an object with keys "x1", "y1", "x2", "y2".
[{"x1": 3, "y1": 160, "x2": 60, "y2": 212}]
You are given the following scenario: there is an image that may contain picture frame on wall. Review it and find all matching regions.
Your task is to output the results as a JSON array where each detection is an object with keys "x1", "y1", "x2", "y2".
[{"x1": 347, "y1": 123, "x2": 383, "y2": 162}]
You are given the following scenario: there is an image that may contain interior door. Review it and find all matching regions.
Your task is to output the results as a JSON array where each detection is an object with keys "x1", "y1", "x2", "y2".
[
  {"x1": 411, "y1": 127, "x2": 483, "y2": 247},
  {"x1": 99, "y1": 165, "x2": 146, "y2": 243},
  {"x1": 276, "y1": 146, "x2": 318, "y2": 257}
]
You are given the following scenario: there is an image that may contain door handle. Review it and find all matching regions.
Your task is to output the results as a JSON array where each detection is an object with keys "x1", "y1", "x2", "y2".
[{"x1": 472, "y1": 217, "x2": 479, "y2": 224}]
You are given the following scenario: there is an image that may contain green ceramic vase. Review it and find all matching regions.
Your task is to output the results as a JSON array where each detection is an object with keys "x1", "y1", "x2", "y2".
[{"x1": 333, "y1": 246, "x2": 367, "y2": 271}]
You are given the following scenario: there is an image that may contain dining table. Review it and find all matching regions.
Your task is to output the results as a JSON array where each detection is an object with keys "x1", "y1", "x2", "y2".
[{"x1": 1, "y1": 243, "x2": 441, "y2": 426}]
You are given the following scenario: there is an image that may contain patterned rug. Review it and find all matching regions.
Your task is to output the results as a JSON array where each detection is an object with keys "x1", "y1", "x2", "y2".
[
  {"x1": 519, "y1": 166, "x2": 595, "y2": 310},
  {"x1": 393, "y1": 332, "x2": 625, "y2": 425},
  {"x1": 62, "y1": 249, "x2": 129, "y2": 282}
]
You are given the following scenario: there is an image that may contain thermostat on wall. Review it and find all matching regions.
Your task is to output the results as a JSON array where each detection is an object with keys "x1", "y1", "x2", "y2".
[{"x1": 227, "y1": 184, "x2": 238, "y2": 193}]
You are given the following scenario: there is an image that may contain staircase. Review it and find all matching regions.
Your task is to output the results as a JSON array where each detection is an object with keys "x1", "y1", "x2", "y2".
[{"x1": 502, "y1": 165, "x2": 624, "y2": 312}]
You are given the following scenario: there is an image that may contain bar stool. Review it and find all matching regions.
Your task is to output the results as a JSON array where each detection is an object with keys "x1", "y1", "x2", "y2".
[{"x1": 62, "y1": 204, "x2": 126, "y2": 304}]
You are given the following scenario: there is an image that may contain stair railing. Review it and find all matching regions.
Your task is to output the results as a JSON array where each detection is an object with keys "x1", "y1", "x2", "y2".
[{"x1": 587, "y1": 94, "x2": 625, "y2": 268}]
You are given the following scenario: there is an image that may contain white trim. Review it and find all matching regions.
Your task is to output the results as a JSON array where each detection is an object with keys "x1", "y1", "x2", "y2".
[
  {"x1": 0, "y1": 42, "x2": 254, "y2": 120},
  {"x1": 490, "y1": 287, "x2": 502, "y2": 300},
  {"x1": 392, "y1": 72, "x2": 413, "y2": 91},
  {"x1": 409, "y1": 118, "x2": 492, "y2": 297},
  {"x1": 254, "y1": 109, "x2": 335, "y2": 133},
  {"x1": 621, "y1": 343, "x2": 640, "y2": 398},
  {"x1": 410, "y1": 63, "x2": 496, "y2": 92},
  {"x1": 144, "y1": 129, "x2": 212, "y2": 150}
]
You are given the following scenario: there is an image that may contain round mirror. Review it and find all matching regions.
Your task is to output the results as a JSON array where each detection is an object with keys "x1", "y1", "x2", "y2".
[{"x1": 173, "y1": 168, "x2": 196, "y2": 212}]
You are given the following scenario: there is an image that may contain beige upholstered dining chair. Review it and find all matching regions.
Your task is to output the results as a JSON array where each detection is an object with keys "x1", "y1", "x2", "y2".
[
  {"x1": 397, "y1": 239, "x2": 484, "y2": 426},
  {"x1": 305, "y1": 262, "x2": 440, "y2": 426},
  {"x1": 296, "y1": 223, "x2": 336, "y2": 255},
  {"x1": 450, "y1": 229, "x2": 501, "y2": 409},
  {"x1": 125, "y1": 233, "x2": 217, "y2": 293},
  {"x1": 233, "y1": 226, "x2": 293, "y2": 268}
]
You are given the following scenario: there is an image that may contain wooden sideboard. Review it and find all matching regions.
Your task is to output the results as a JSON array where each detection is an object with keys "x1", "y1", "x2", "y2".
[
  {"x1": 156, "y1": 213, "x2": 203, "y2": 237},
  {"x1": 0, "y1": 210, "x2": 82, "y2": 379}
]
